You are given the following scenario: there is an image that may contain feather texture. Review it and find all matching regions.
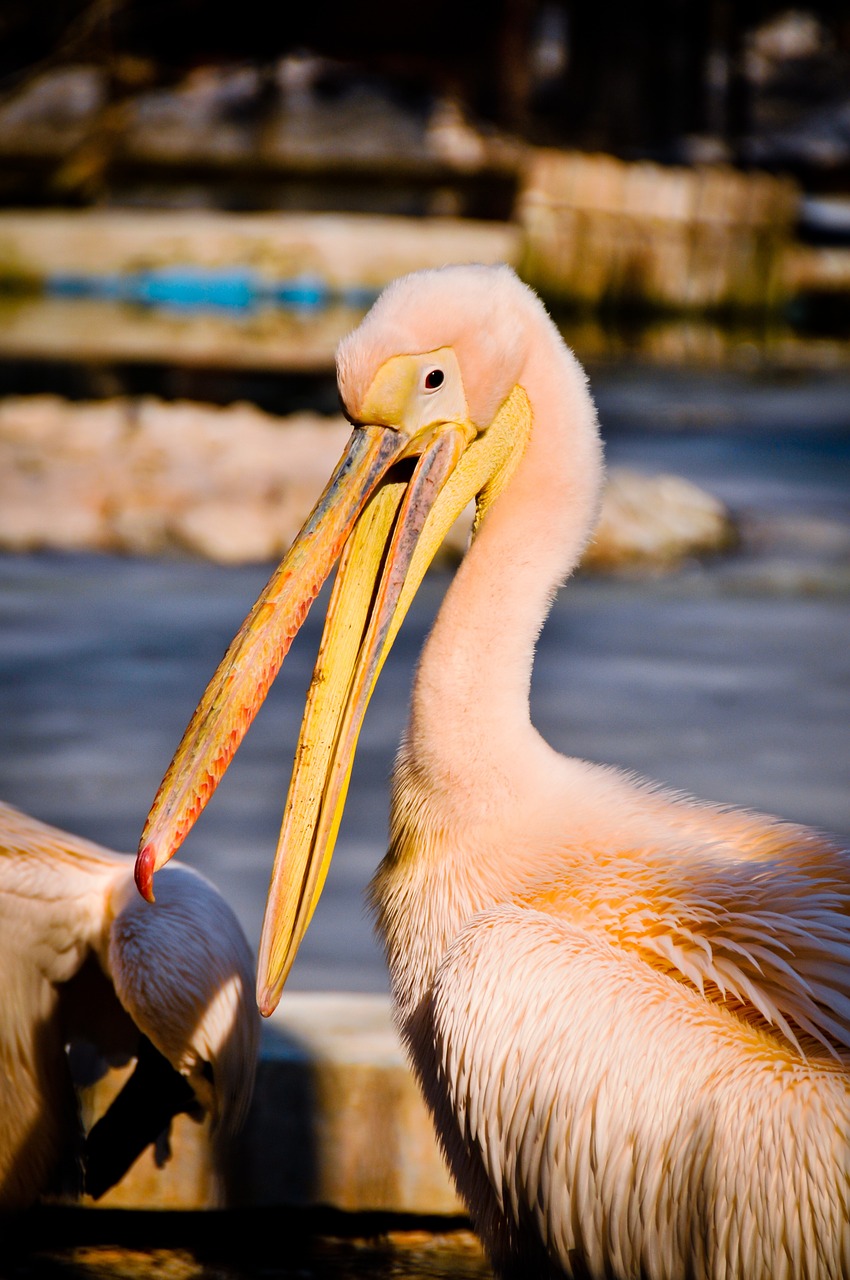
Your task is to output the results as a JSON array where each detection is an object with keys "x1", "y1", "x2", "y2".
[
  {"x1": 348, "y1": 266, "x2": 850, "y2": 1279},
  {"x1": 0, "y1": 801, "x2": 258, "y2": 1209}
]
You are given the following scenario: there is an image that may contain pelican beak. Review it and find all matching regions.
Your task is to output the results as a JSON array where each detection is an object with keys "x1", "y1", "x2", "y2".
[
  {"x1": 137, "y1": 345, "x2": 530, "y2": 1015},
  {"x1": 135, "y1": 421, "x2": 410, "y2": 899}
]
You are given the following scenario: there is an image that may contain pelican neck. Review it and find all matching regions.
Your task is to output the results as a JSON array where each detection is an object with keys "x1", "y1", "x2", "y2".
[{"x1": 408, "y1": 327, "x2": 603, "y2": 784}]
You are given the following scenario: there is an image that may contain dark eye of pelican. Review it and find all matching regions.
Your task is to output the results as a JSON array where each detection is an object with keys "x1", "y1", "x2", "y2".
[{"x1": 424, "y1": 368, "x2": 444, "y2": 391}]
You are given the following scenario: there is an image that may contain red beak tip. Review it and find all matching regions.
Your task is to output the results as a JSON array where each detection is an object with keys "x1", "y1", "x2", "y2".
[
  {"x1": 257, "y1": 987, "x2": 280, "y2": 1019},
  {"x1": 134, "y1": 843, "x2": 157, "y2": 903}
]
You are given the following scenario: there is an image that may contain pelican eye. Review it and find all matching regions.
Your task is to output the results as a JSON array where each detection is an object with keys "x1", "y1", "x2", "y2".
[{"x1": 424, "y1": 368, "x2": 445, "y2": 392}]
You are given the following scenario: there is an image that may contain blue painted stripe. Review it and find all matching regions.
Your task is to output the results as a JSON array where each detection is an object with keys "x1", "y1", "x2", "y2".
[{"x1": 44, "y1": 267, "x2": 378, "y2": 313}]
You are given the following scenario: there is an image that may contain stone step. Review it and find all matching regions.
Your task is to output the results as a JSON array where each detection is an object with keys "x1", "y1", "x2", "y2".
[
  {"x1": 73, "y1": 993, "x2": 465, "y2": 1217},
  {"x1": 0, "y1": 209, "x2": 521, "y2": 297}
]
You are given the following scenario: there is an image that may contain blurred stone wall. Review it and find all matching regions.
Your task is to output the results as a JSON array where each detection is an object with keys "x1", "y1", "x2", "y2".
[{"x1": 0, "y1": 395, "x2": 736, "y2": 572}]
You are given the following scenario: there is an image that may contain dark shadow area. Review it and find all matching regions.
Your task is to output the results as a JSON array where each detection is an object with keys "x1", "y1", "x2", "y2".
[
  {"x1": 3, "y1": 1205, "x2": 485, "y2": 1279},
  {"x1": 224, "y1": 1022, "x2": 319, "y2": 1210},
  {"x1": 0, "y1": 355, "x2": 342, "y2": 414}
]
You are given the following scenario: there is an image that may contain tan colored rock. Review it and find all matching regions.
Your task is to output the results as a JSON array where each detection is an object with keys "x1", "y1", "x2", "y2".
[
  {"x1": 0, "y1": 396, "x2": 351, "y2": 561},
  {"x1": 172, "y1": 500, "x2": 284, "y2": 563},
  {"x1": 0, "y1": 490, "x2": 107, "y2": 552},
  {"x1": 108, "y1": 495, "x2": 175, "y2": 556},
  {"x1": 583, "y1": 469, "x2": 736, "y2": 573},
  {"x1": 0, "y1": 396, "x2": 735, "y2": 573}
]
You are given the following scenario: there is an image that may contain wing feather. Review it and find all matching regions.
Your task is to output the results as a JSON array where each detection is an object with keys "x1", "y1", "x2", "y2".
[
  {"x1": 523, "y1": 815, "x2": 850, "y2": 1059},
  {"x1": 426, "y1": 904, "x2": 850, "y2": 1280}
]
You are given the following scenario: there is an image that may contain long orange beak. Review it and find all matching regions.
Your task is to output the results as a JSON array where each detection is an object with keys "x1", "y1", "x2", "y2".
[{"x1": 135, "y1": 423, "x2": 407, "y2": 901}]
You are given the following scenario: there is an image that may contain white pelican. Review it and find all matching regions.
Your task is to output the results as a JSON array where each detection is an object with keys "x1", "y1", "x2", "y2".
[
  {"x1": 0, "y1": 800, "x2": 258, "y2": 1210},
  {"x1": 136, "y1": 264, "x2": 850, "y2": 1279}
]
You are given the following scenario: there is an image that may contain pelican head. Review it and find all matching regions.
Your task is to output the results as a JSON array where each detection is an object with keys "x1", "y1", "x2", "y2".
[{"x1": 135, "y1": 264, "x2": 598, "y2": 1015}]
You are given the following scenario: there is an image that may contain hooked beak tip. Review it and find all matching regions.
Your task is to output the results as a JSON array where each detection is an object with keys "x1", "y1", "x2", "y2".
[
  {"x1": 257, "y1": 985, "x2": 280, "y2": 1019},
  {"x1": 135, "y1": 843, "x2": 157, "y2": 903}
]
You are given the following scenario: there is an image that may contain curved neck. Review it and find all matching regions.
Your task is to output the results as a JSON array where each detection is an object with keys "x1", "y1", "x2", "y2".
[{"x1": 405, "y1": 326, "x2": 603, "y2": 810}]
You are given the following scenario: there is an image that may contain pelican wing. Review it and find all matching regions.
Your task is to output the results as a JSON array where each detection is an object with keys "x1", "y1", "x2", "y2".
[
  {"x1": 0, "y1": 803, "x2": 128, "y2": 1206},
  {"x1": 424, "y1": 905, "x2": 850, "y2": 1280},
  {"x1": 523, "y1": 803, "x2": 850, "y2": 1061},
  {"x1": 0, "y1": 801, "x2": 258, "y2": 1208},
  {"x1": 0, "y1": 801, "x2": 120, "y2": 980}
]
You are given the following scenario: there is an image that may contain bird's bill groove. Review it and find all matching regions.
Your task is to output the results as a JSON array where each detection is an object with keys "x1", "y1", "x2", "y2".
[{"x1": 256, "y1": 422, "x2": 472, "y2": 1014}]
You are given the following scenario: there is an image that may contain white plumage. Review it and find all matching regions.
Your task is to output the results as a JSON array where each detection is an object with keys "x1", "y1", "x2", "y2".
[{"x1": 0, "y1": 800, "x2": 258, "y2": 1209}]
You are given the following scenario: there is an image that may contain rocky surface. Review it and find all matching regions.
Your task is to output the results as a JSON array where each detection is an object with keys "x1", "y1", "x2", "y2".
[{"x1": 0, "y1": 394, "x2": 736, "y2": 572}]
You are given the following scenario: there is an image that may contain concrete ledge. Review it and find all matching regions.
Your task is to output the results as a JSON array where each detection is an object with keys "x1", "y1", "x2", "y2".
[
  {"x1": 77, "y1": 993, "x2": 464, "y2": 1216},
  {"x1": 0, "y1": 210, "x2": 521, "y2": 294}
]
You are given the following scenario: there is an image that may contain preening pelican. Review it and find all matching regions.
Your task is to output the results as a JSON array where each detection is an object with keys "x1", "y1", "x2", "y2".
[
  {"x1": 0, "y1": 801, "x2": 258, "y2": 1210},
  {"x1": 137, "y1": 264, "x2": 850, "y2": 1280}
]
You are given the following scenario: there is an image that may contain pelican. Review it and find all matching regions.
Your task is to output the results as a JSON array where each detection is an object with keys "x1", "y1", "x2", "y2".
[
  {"x1": 0, "y1": 800, "x2": 258, "y2": 1210},
  {"x1": 136, "y1": 264, "x2": 850, "y2": 1279}
]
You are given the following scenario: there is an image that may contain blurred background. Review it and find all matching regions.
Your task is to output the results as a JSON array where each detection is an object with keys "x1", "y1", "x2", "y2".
[{"x1": 0, "y1": 0, "x2": 848, "y2": 992}]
